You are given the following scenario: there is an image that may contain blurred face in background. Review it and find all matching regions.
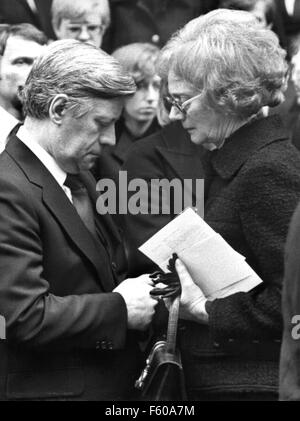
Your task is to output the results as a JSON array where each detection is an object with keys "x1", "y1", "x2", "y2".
[
  {"x1": 0, "y1": 35, "x2": 45, "y2": 117},
  {"x1": 55, "y1": 11, "x2": 106, "y2": 47},
  {"x1": 124, "y1": 76, "x2": 161, "y2": 124}
]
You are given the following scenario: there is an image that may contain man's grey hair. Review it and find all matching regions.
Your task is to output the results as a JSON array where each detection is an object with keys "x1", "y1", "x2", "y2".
[
  {"x1": 21, "y1": 39, "x2": 136, "y2": 120},
  {"x1": 51, "y1": 0, "x2": 110, "y2": 31}
]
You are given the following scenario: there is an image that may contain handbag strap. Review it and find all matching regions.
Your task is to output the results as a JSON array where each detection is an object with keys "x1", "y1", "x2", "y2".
[
  {"x1": 150, "y1": 254, "x2": 182, "y2": 355},
  {"x1": 166, "y1": 295, "x2": 180, "y2": 355}
]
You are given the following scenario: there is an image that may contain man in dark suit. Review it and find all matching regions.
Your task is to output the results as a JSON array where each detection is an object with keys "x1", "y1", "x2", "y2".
[
  {"x1": 0, "y1": 39, "x2": 157, "y2": 401},
  {"x1": 0, "y1": 0, "x2": 55, "y2": 39}
]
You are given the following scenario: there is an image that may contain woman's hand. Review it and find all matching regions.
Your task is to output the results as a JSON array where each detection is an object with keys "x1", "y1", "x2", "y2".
[{"x1": 175, "y1": 259, "x2": 209, "y2": 324}]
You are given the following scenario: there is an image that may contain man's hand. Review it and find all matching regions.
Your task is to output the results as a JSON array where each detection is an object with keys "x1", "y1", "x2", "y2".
[
  {"x1": 175, "y1": 259, "x2": 209, "y2": 324},
  {"x1": 114, "y1": 275, "x2": 158, "y2": 331}
]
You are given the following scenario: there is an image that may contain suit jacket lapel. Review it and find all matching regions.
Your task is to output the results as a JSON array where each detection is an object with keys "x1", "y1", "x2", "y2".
[{"x1": 6, "y1": 136, "x2": 114, "y2": 292}]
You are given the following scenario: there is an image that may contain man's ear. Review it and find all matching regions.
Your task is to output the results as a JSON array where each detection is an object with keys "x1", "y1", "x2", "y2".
[{"x1": 49, "y1": 94, "x2": 69, "y2": 125}]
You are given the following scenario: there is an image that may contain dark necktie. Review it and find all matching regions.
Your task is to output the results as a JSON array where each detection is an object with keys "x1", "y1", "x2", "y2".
[{"x1": 64, "y1": 174, "x2": 97, "y2": 239}]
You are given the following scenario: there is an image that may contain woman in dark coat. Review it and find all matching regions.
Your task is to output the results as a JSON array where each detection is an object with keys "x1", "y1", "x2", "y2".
[{"x1": 158, "y1": 9, "x2": 300, "y2": 400}]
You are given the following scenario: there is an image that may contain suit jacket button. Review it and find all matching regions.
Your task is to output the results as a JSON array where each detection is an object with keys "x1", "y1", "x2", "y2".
[
  {"x1": 152, "y1": 34, "x2": 160, "y2": 44},
  {"x1": 214, "y1": 342, "x2": 220, "y2": 348},
  {"x1": 111, "y1": 262, "x2": 117, "y2": 271}
]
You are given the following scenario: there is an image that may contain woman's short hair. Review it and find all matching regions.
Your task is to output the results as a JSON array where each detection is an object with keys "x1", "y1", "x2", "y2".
[
  {"x1": 51, "y1": 0, "x2": 110, "y2": 31},
  {"x1": 157, "y1": 9, "x2": 258, "y2": 80},
  {"x1": 159, "y1": 9, "x2": 288, "y2": 119},
  {"x1": 21, "y1": 39, "x2": 136, "y2": 120},
  {"x1": 112, "y1": 43, "x2": 160, "y2": 85}
]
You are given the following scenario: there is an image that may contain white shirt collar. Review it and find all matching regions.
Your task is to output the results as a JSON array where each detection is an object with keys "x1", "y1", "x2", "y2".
[
  {"x1": 17, "y1": 125, "x2": 67, "y2": 188},
  {"x1": 0, "y1": 106, "x2": 19, "y2": 154}
]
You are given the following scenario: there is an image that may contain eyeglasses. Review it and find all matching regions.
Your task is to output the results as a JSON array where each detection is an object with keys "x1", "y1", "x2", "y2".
[
  {"x1": 163, "y1": 93, "x2": 203, "y2": 116},
  {"x1": 66, "y1": 23, "x2": 106, "y2": 35}
]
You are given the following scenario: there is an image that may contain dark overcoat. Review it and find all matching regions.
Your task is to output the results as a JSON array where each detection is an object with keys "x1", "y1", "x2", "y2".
[
  {"x1": 0, "y1": 0, "x2": 56, "y2": 39},
  {"x1": 0, "y1": 135, "x2": 142, "y2": 401}
]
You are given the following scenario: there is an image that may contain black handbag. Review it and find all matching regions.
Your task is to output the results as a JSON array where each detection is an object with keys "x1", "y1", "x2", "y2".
[{"x1": 135, "y1": 255, "x2": 187, "y2": 401}]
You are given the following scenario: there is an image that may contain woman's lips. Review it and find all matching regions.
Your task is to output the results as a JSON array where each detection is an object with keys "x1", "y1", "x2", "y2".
[{"x1": 139, "y1": 107, "x2": 156, "y2": 113}]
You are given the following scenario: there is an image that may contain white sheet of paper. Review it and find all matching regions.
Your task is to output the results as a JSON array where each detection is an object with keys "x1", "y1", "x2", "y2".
[
  {"x1": 207, "y1": 270, "x2": 263, "y2": 300},
  {"x1": 178, "y1": 234, "x2": 254, "y2": 296},
  {"x1": 139, "y1": 208, "x2": 216, "y2": 272},
  {"x1": 139, "y1": 207, "x2": 262, "y2": 297}
]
